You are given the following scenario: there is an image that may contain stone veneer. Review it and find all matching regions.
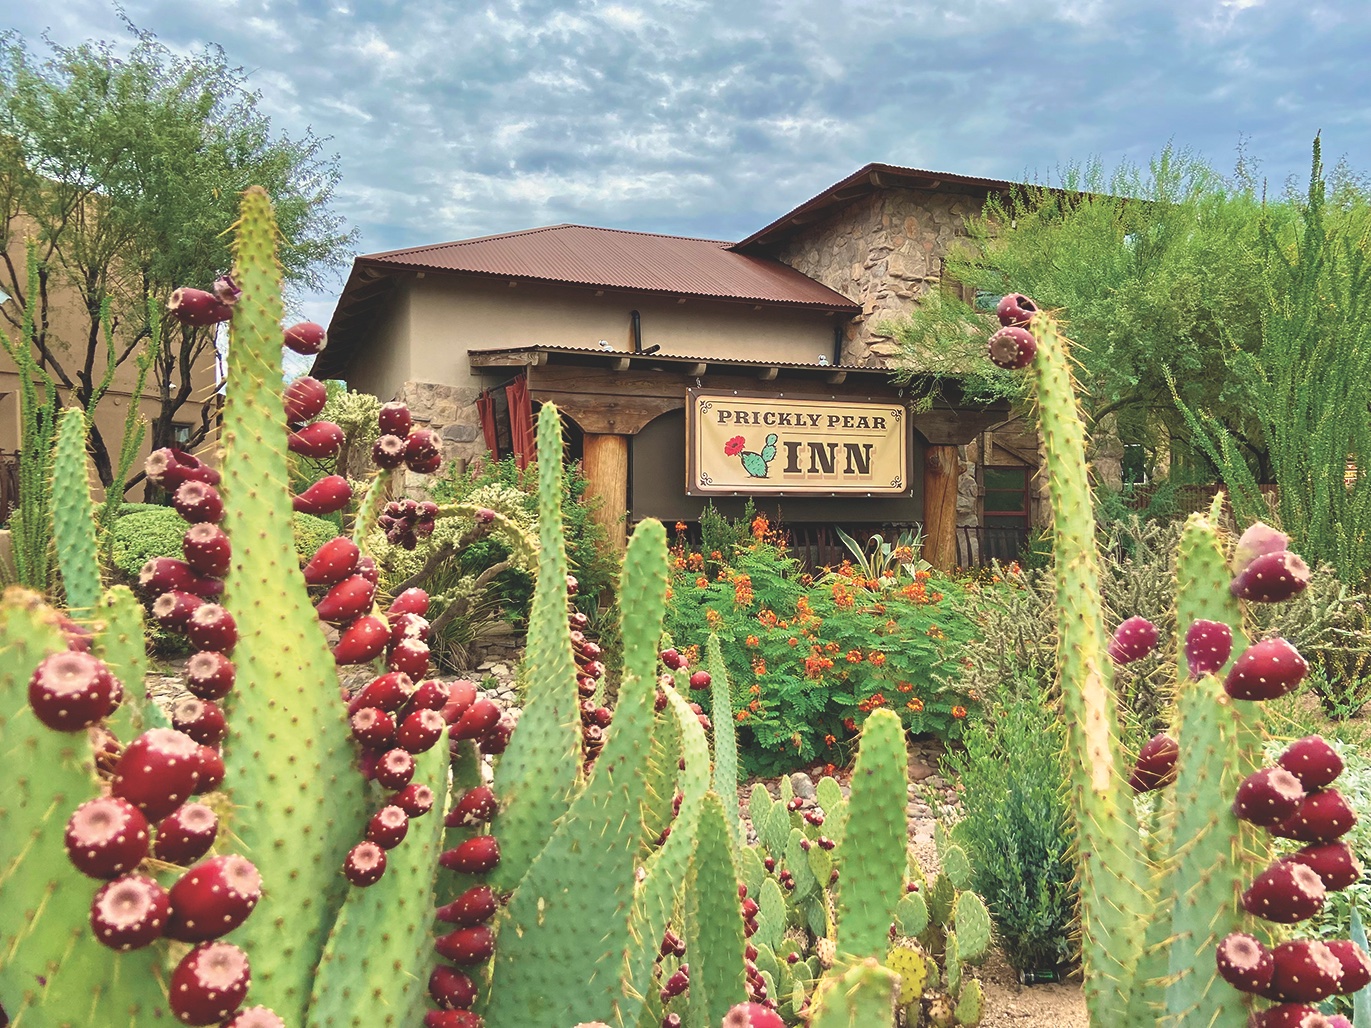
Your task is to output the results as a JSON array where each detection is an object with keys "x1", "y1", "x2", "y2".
[
  {"x1": 772, "y1": 187, "x2": 981, "y2": 366},
  {"x1": 390, "y1": 380, "x2": 487, "y2": 491}
]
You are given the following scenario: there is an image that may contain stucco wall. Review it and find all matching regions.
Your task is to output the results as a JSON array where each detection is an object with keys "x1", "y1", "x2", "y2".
[{"x1": 771, "y1": 187, "x2": 981, "y2": 366}]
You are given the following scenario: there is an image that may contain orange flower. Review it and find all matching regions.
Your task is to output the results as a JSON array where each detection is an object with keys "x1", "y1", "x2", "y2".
[
  {"x1": 906, "y1": 698, "x2": 924, "y2": 713},
  {"x1": 843, "y1": 717, "x2": 857, "y2": 731},
  {"x1": 751, "y1": 513, "x2": 769, "y2": 540},
  {"x1": 696, "y1": 575, "x2": 709, "y2": 588},
  {"x1": 746, "y1": 635, "x2": 760, "y2": 647},
  {"x1": 823, "y1": 762, "x2": 838, "y2": 776},
  {"x1": 952, "y1": 706, "x2": 967, "y2": 719},
  {"x1": 749, "y1": 684, "x2": 761, "y2": 695},
  {"x1": 675, "y1": 521, "x2": 688, "y2": 533},
  {"x1": 824, "y1": 734, "x2": 836, "y2": 747},
  {"x1": 752, "y1": 659, "x2": 767, "y2": 677},
  {"x1": 705, "y1": 609, "x2": 721, "y2": 628},
  {"x1": 845, "y1": 649, "x2": 863, "y2": 664},
  {"x1": 710, "y1": 550, "x2": 722, "y2": 561},
  {"x1": 748, "y1": 699, "x2": 760, "y2": 712},
  {"x1": 788, "y1": 637, "x2": 798, "y2": 647},
  {"x1": 897, "y1": 681, "x2": 913, "y2": 693},
  {"x1": 869, "y1": 652, "x2": 886, "y2": 666},
  {"x1": 825, "y1": 642, "x2": 840, "y2": 654},
  {"x1": 736, "y1": 709, "x2": 749, "y2": 721}
]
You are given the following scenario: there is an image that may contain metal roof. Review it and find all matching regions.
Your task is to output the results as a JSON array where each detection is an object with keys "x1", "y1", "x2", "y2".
[
  {"x1": 466, "y1": 343, "x2": 889, "y2": 376},
  {"x1": 734, "y1": 162, "x2": 1027, "y2": 250},
  {"x1": 357, "y1": 224, "x2": 860, "y2": 310}
]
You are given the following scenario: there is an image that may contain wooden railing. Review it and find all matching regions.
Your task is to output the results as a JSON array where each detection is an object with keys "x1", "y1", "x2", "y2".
[{"x1": 955, "y1": 525, "x2": 1029, "y2": 568}]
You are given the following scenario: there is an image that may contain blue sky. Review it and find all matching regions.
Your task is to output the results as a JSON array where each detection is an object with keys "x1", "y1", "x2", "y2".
[{"x1": 6, "y1": 0, "x2": 1367, "y2": 323}]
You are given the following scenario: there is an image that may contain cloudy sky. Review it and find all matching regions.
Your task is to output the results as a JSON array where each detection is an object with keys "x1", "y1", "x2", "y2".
[{"x1": 6, "y1": 0, "x2": 1366, "y2": 321}]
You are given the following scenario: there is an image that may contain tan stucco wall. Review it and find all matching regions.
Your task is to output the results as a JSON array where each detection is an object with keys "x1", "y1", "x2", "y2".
[
  {"x1": 345, "y1": 280, "x2": 414, "y2": 403},
  {"x1": 771, "y1": 187, "x2": 982, "y2": 365}
]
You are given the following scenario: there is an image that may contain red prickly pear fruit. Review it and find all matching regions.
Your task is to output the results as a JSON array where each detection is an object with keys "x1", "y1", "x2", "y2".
[
  {"x1": 171, "y1": 697, "x2": 227, "y2": 747},
  {"x1": 1233, "y1": 550, "x2": 1312, "y2": 603},
  {"x1": 365, "y1": 805, "x2": 410, "y2": 849},
  {"x1": 182, "y1": 524, "x2": 231, "y2": 578},
  {"x1": 172, "y1": 480, "x2": 225, "y2": 524},
  {"x1": 334, "y1": 615, "x2": 391, "y2": 665},
  {"x1": 378, "y1": 400, "x2": 413, "y2": 437},
  {"x1": 429, "y1": 965, "x2": 479, "y2": 1009},
  {"x1": 153, "y1": 803, "x2": 219, "y2": 865},
  {"x1": 1248, "y1": 1006, "x2": 1332, "y2": 1028},
  {"x1": 145, "y1": 447, "x2": 220, "y2": 489},
  {"x1": 1224, "y1": 637, "x2": 1309, "y2": 701},
  {"x1": 452, "y1": 697, "x2": 501, "y2": 741},
  {"x1": 589, "y1": 706, "x2": 612, "y2": 728},
  {"x1": 315, "y1": 574, "x2": 377, "y2": 625},
  {"x1": 29, "y1": 650, "x2": 118, "y2": 731},
  {"x1": 1215, "y1": 931, "x2": 1274, "y2": 994},
  {"x1": 141, "y1": 557, "x2": 223, "y2": 598},
  {"x1": 388, "y1": 638, "x2": 432, "y2": 678},
  {"x1": 445, "y1": 786, "x2": 498, "y2": 828},
  {"x1": 436, "y1": 884, "x2": 498, "y2": 926},
  {"x1": 287, "y1": 420, "x2": 345, "y2": 459},
  {"x1": 661, "y1": 965, "x2": 690, "y2": 999},
  {"x1": 660, "y1": 647, "x2": 685, "y2": 670},
  {"x1": 221, "y1": 1008, "x2": 287, "y2": 1028},
  {"x1": 391, "y1": 782, "x2": 436, "y2": 817},
  {"x1": 439, "y1": 835, "x2": 500, "y2": 874},
  {"x1": 64, "y1": 796, "x2": 151, "y2": 878},
  {"x1": 566, "y1": 574, "x2": 579, "y2": 595},
  {"x1": 154, "y1": 590, "x2": 204, "y2": 631},
  {"x1": 390, "y1": 611, "x2": 431, "y2": 645},
  {"x1": 425, "y1": 1011, "x2": 485, "y2": 1027},
  {"x1": 740, "y1": 897, "x2": 760, "y2": 919},
  {"x1": 479, "y1": 714, "x2": 514, "y2": 755},
  {"x1": 1128, "y1": 733, "x2": 1179, "y2": 792},
  {"x1": 441, "y1": 680, "x2": 478, "y2": 723},
  {"x1": 348, "y1": 671, "x2": 415, "y2": 715},
  {"x1": 372, "y1": 433, "x2": 407, "y2": 468},
  {"x1": 434, "y1": 924, "x2": 496, "y2": 965},
  {"x1": 357, "y1": 554, "x2": 379, "y2": 584},
  {"x1": 987, "y1": 325, "x2": 1037, "y2": 370},
  {"x1": 294, "y1": 474, "x2": 353, "y2": 515},
  {"x1": 1233, "y1": 768, "x2": 1306, "y2": 827},
  {"x1": 303, "y1": 536, "x2": 360, "y2": 586},
  {"x1": 166, "y1": 855, "x2": 262, "y2": 942},
  {"x1": 584, "y1": 660, "x2": 606, "y2": 680},
  {"x1": 186, "y1": 651, "x2": 235, "y2": 700},
  {"x1": 374, "y1": 748, "x2": 417, "y2": 790},
  {"x1": 1325, "y1": 939, "x2": 1371, "y2": 993},
  {"x1": 351, "y1": 707, "x2": 396, "y2": 747},
  {"x1": 1108, "y1": 615, "x2": 1159, "y2": 665},
  {"x1": 397, "y1": 708, "x2": 446, "y2": 753},
  {"x1": 192, "y1": 745, "x2": 225, "y2": 794},
  {"x1": 580, "y1": 640, "x2": 602, "y2": 661},
  {"x1": 1184, "y1": 618, "x2": 1233, "y2": 678},
  {"x1": 90, "y1": 874, "x2": 171, "y2": 951},
  {"x1": 112, "y1": 728, "x2": 204, "y2": 820},
  {"x1": 408, "y1": 451, "x2": 443, "y2": 475},
  {"x1": 1281, "y1": 841, "x2": 1363, "y2": 891},
  {"x1": 343, "y1": 840, "x2": 388, "y2": 887},
  {"x1": 689, "y1": 670, "x2": 711, "y2": 690},
  {"x1": 995, "y1": 292, "x2": 1038, "y2": 327},
  {"x1": 1242, "y1": 860, "x2": 1326, "y2": 923},
  {"x1": 284, "y1": 374, "x2": 328, "y2": 425},
  {"x1": 722, "y1": 1003, "x2": 786, "y2": 1028},
  {"x1": 1233, "y1": 521, "x2": 1291, "y2": 575},
  {"x1": 408, "y1": 678, "x2": 449, "y2": 710},
  {"x1": 167, "y1": 287, "x2": 232, "y2": 327},
  {"x1": 405, "y1": 428, "x2": 442, "y2": 464},
  {"x1": 1267, "y1": 939, "x2": 1345, "y2": 1003},
  {"x1": 1277, "y1": 736, "x2": 1344, "y2": 791},
  {"x1": 283, "y1": 321, "x2": 328, "y2": 355},
  {"x1": 186, "y1": 604, "x2": 237, "y2": 653},
  {"x1": 580, "y1": 675, "x2": 599, "y2": 698},
  {"x1": 388, "y1": 587, "x2": 430, "y2": 618},
  {"x1": 169, "y1": 940, "x2": 251, "y2": 1025},
  {"x1": 1328, "y1": 1018, "x2": 1355, "y2": 1028},
  {"x1": 1272, "y1": 789, "x2": 1358, "y2": 843}
]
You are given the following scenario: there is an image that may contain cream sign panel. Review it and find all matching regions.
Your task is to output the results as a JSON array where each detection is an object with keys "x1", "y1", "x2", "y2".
[{"x1": 686, "y1": 389, "x2": 909, "y2": 496}]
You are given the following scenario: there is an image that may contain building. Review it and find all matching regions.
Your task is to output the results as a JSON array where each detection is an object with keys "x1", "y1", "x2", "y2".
[{"x1": 314, "y1": 164, "x2": 1041, "y2": 569}]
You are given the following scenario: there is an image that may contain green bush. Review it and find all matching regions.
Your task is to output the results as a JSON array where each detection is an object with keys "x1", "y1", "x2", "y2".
[
  {"x1": 664, "y1": 513, "x2": 977, "y2": 777},
  {"x1": 110, "y1": 506, "x2": 338, "y2": 581},
  {"x1": 944, "y1": 688, "x2": 1078, "y2": 974}
]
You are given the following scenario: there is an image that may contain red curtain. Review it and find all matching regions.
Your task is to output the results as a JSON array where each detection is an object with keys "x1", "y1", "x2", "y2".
[
  {"x1": 476, "y1": 389, "x2": 498, "y2": 457},
  {"x1": 505, "y1": 374, "x2": 535, "y2": 470}
]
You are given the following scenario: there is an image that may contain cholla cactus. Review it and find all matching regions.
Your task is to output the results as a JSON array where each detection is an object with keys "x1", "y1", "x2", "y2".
[{"x1": 1003, "y1": 299, "x2": 1366, "y2": 1027}]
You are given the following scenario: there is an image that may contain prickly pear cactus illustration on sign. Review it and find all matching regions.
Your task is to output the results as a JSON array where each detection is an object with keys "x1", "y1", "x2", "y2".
[{"x1": 726, "y1": 433, "x2": 779, "y2": 477}]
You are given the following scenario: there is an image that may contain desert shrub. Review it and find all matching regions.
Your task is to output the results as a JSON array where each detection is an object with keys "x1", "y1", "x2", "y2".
[
  {"x1": 110, "y1": 506, "x2": 338, "y2": 580},
  {"x1": 664, "y1": 513, "x2": 977, "y2": 776},
  {"x1": 945, "y1": 685, "x2": 1078, "y2": 974}
]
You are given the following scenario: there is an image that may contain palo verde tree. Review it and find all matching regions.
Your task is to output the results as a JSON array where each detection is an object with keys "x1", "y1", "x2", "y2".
[{"x1": 0, "y1": 22, "x2": 354, "y2": 491}]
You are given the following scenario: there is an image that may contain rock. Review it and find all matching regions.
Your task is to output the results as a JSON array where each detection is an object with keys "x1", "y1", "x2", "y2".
[
  {"x1": 908, "y1": 759, "x2": 938, "y2": 783},
  {"x1": 789, "y1": 772, "x2": 817, "y2": 801}
]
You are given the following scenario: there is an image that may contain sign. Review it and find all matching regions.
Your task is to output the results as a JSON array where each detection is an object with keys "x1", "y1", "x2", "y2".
[{"x1": 685, "y1": 389, "x2": 908, "y2": 496}]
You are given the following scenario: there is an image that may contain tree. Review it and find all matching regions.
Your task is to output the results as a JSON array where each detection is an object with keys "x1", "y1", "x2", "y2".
[
  {"x1": 0, "y1": 23, "x2": 355, "y2": 490},
  {"x1": 891, "y1": 147, "x2": 1278, "y2": 482}
]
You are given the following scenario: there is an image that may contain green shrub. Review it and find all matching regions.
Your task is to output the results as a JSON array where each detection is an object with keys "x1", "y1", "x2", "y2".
[
  {"x1": 110, "y1": 506, "x2": 338, "y2": 581},
  {"x1": 664, "y1": 513, "x2": 977, "y2": 776},
  {"x1": 944, "y1": 687, "x2": 1078, "y2": 974}
]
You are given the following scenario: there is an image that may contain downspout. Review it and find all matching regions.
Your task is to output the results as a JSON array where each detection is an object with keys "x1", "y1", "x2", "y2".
[{"x1": 630, "y1": 310, "x2": 642, "y2": 352}]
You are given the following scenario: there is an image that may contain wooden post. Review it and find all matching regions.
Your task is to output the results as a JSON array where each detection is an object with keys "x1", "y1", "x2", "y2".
[
  {"x1": 582, "y1": 432, "x2": 629, "y2": 556},
  {"x1": 923, "y1": 444, "x2": 960, "y2": 571}
]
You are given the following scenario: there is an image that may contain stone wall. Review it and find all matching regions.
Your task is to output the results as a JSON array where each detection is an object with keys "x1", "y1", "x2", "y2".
[
  {"x1": 772, "y1": 188, "x2": 980, "y2": 366},
  {"x1": 393, "y1": 379, "x2": 487, "y2": 488}
]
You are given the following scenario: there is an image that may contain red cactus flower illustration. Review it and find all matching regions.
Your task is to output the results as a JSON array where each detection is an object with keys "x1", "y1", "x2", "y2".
[{"x1": 724, "y1": 436, "x2": 746, "y2": 457}]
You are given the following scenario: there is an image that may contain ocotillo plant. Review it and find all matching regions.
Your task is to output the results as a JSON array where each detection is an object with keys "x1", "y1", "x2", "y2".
[{"x1": 995, "y1": 297, "x2": 1368, "y2": 1027}]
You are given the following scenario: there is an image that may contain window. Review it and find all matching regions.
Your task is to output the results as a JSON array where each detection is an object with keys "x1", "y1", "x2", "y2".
[
  {"x1": 982, "y1": 466, "x2": 1030, "y2": 530},
  {"x1": 172, "y1": 423, "x2": 194, "y2": 446}
]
